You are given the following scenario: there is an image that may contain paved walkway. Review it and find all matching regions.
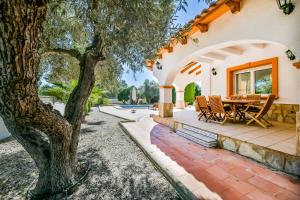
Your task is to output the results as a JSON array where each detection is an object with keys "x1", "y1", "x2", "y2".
[
  {"x1": 122, "y1": 119, "x2": 300, "y2": 200},
  {"x1": 99, "y1": 106, "x2": 157, "y2": 121}
]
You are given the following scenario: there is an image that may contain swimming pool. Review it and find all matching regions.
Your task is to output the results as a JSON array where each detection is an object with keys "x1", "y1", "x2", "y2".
[{"x1": 117, "y1": 105, "x2": 150, "y2": 109}]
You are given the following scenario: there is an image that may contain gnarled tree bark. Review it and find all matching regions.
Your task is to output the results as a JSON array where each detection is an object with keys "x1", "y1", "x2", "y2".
[
  {"x1": 0, "y1": 0, "x2": 75, "y2": 198},
  {"x1": 1, "y1": 0, "x2": 107, "y2": 198}
]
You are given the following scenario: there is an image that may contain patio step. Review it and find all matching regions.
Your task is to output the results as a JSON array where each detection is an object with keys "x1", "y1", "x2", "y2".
[
  {"x1": 182, "y1": 124, "x2": 218, "y2": 140},
  {"x1": 176, "y1": 125, "x2": 217, "y2": 148}
]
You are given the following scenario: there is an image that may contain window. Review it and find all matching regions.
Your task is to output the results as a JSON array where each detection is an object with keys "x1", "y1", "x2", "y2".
[
  {"x1": 236, "y1": 72, "x2": 251, "y2": 95},
  {"x1": 255, "y1": 68, "x2": 272, "y2": 94},
  {"x1": 234, "y1": 65, "x2": 272, "y2": 95},
  {"x1": 226, "y1": 57, "x2": 278, "y2": 98}
]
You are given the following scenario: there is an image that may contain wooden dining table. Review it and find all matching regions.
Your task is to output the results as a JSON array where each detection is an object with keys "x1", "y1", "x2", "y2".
[{"x1": 222, "y1": 99, "x2": 261, "y2": 122}]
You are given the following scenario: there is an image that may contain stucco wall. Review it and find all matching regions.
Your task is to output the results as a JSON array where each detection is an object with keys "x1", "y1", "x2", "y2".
[
  {"x1": 200, "y1": 44, "x2": 299, "y2": 104},
  {"x1": 155, "y1": 0, "x2": 300, "y2": 105}
]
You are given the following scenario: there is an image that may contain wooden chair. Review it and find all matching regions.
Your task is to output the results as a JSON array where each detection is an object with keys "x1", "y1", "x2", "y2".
[
  {"x1": 208, "y1": 96, "x2": 232, "y2": 125},
  {"x1": 230, "y1": 95, "x2": 243, "y2": 100},
  {"x1": 246, "y1": 94, "x2": 261, "y2": 106},
  {"x1": 246, "y1": 94, "x2": 261, "y2": 100},
  {"x1": 244, "y1": 94, "x2": 275, "y2": 128},
  {"x1": 229, "y1": 95, "x2": 244, "y2": 120},
  {"x1": 239, "y1": 94, "x2": 262, "y2": 120},
  {"x1": 196, "y1": 96, "x2": 211, "y2": 121}
]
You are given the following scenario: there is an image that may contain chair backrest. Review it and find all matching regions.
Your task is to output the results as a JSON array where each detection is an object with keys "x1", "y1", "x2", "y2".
[
  {"x1": 230, "y1": 95, "x2": 243, "y2": 100},
  {"x1": 258, "y1": 94, "x2": 276, "y2": 117},
  {"x1": 246, "y1": 94, "x2": 261, "y2": 105},
  {"x1": 208, "y1": 95, "x2": 225, "y2": 114},
  {"x1": 246, "y1": 94, "x2": 261, "y2": 100},
  {"x1": 196, "y1": 96, "x2": 209, "y2": 111}
]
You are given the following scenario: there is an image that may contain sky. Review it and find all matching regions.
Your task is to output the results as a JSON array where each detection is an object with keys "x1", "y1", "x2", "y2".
[{"x1": 121, "y1": 0, "x2": 210, "y2": 87}]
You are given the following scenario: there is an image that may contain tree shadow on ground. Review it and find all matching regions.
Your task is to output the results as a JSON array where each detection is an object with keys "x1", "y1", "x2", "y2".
[
  {"x1": 87, "y1": 121, "x2": 106, "y2": 126},
  {"x1": 0, "y1": 149, "x2": 37, "y2": 198},
  {"x1": 74, "y1": 148, "x2": 180, "y2": 200},
  {"x1": 80, "y1": 127, "x2": 98, "y2": 135}
]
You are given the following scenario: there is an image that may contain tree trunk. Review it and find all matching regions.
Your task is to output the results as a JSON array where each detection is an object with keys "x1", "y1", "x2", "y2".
[
  {"x1": 64, "y1": 48, "x2": 105, "y2": 172},
  {"x1": 4, "y1": 121, "x2": 52, "y2": 198},
  {"x1": 0, "y1": 0, "x2": 75, "y2": 198}
]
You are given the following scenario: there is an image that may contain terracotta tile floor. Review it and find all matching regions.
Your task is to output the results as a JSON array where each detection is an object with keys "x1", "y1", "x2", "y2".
[{"x1": 150, "y1": 124, "x2": 300, "y2": 200}]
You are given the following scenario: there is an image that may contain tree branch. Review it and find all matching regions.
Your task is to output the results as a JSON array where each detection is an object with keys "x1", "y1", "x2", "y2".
[{"x1": 43, "y1": 48, "x2": 82, "y2": 60}]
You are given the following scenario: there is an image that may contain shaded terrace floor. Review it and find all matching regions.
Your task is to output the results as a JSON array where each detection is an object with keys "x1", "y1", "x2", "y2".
[
  {"x1": 172, "y1": 109, "x2": 297, "y2": 155},
  {"x1": 151, "y1": 123, "x2": 300, "y2": 200}
]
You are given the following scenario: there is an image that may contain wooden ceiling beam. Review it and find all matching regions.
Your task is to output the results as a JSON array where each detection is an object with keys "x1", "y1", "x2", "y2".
[
  {"x1": 195, "y1": 23, "x2": 208, "y2": 33},
  {"x1": 293, "y1": 61, "x2": 300, "y2": 69},
  {"x1": 188, "y1": 65, "x2": 202, "y2": 74},
  {"x1": 180, "y1": 61, "x2": 198, "y2": 73},
  {"x1": 225, "y1": 0, "x2": 241, "y2": 14},
  {"x1": 196, "y1": 70, "x2": 202, "y2": 75}
]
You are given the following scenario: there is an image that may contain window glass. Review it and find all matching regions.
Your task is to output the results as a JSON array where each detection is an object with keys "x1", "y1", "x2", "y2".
[
  {"x1": 236, "y1": 72, "x2": 251, "y2": 95},
  {"x1": 255, "y1": 68, "x2": 272, "y2": 94}
]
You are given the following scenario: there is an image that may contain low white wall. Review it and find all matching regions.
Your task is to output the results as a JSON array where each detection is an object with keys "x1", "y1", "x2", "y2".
[{"x1": 0, "y1": 117, "x2": 10, "y2": 140}]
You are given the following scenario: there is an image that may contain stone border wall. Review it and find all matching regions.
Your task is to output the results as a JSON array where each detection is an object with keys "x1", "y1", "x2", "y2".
[
  {"x1": 219, "y1": 135, "x2": 300, "y2": 176},
  {"x1": 266, "y1": 103, "x2": 299, "y2": 124}
]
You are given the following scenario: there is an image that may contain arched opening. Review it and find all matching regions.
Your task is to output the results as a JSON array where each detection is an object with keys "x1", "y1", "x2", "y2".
[{"x1": 184, "y1": 81, "x2": 201, "y2": 106}]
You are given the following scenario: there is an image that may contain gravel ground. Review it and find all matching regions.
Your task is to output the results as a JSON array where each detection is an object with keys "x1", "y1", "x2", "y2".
[{"x1": 0, "y1": 109, "x2": 180, "y2": 200}]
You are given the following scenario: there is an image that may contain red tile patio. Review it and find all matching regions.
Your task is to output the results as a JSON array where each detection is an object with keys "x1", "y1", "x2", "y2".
[{"x1": 150, "y1": 124, "x2": 300, "y2": 200}]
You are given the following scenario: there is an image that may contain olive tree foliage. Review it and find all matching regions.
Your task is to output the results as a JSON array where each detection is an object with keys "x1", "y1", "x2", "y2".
[
  {"x1": 0, "y1": 0, "x2": 211, "y2": 198},
  {"x1": 0, "y1": 0, "x2": 183, "y2": 198}
]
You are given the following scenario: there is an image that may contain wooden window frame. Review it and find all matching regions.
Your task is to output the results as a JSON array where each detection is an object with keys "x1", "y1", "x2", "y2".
[{"x1": 226, "y1": 57, "x2": 278, "y2": 98}]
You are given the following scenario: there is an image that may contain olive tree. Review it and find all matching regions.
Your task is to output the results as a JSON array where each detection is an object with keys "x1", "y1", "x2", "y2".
[
  {"x1": 0, "y1": 0, "x2": 212, "y2": 198},
  {"x1": 0, "y1": 0, "x2": 178, "y2": 198}
]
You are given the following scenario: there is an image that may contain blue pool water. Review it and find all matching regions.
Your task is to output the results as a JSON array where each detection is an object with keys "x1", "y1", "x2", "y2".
[{"x1": 119, "y1": 105, "x2": 150, "y2": 109}]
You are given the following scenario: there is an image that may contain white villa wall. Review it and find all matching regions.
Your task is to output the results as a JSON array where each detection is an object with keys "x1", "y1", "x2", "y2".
[
  {"x1": 202, "y1": 44, "x2": 299, "y2": 104},
  {"x1": 154, "y1": 0, "x2": 300, "y2": 105}
]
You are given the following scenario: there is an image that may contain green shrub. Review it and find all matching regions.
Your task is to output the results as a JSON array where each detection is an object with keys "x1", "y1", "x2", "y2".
[{"x1": 184, "y1": 83, "x2": 195, "y2": 105}]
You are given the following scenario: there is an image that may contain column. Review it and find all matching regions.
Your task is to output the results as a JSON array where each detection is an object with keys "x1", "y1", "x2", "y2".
[
  {"x1": 175, "y1": 90, "x2": 185, "y2": 109},
  {"x1": 297, "y1": 112, "x2": 300, "y2": 155},
  {"x1": 297, "y1": 70, "x2": 300, "y2": 155},
  {"x1": 200, "y1": 66, "x2": 211, "y2": 96},
  {"x1": 159, "y1": 86, "x2": 173, "y2": 117}
]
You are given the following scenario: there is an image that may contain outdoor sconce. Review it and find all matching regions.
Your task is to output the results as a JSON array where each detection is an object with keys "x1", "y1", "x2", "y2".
[
  {"x1": 211, "y1": 67, "x2": 217, "y2": 76},
  {"x1": 156, "y1": 61, "x2": 162, "y2": 70},
  {"x1": 286, "y1": 49, "x2": 296, "y2": 60},
  {"x1": 276, "y1": 0, "x2": 295, "y2": 15}
]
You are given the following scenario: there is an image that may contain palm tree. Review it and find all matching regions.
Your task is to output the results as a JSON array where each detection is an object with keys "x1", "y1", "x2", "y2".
[{"x1": 39, "y1": 80, "x2": 104, "y2": 114}]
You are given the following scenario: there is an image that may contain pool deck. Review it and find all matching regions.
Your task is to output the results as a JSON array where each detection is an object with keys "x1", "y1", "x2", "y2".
[
  {"x1": 121, "y1": 118, "x2": 300, "y2": 200},
  {"x1": 99, "y1": 105, "x2": 157, "y2": 121}
]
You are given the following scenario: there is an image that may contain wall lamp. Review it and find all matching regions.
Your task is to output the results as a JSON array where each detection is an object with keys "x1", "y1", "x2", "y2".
[
  {"x1": 211, "y1": 67, "x2": 217, "y2": 76},
  {"x1": 276, "y1": 0, "x2": 295, "y2": 15},
  {"x1": 156, "y1": 61, "x2": 162, "y2": 70},
  {"x1": 286, "y1": 49, "x2": 296, "y2": 60}
]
